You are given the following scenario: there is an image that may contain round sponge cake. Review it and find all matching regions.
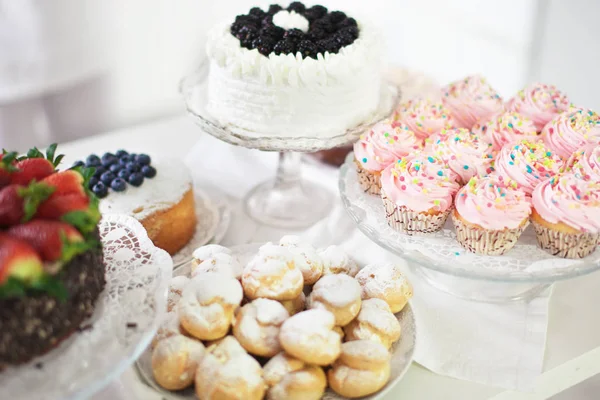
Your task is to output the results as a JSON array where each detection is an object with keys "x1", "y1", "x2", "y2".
[{"x1": 99, "y1": 158, "x2": 197, "y2": 255}]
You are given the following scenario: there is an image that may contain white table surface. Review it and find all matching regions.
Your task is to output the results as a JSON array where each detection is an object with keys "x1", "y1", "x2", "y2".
[{"x1": 57, "y1": 115, "x2": 600, "y2": 400}]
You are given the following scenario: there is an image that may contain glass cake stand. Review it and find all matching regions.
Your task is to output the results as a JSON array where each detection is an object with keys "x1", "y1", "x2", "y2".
[
  {"x1": 339, "y1": 153, "x2": 600, "y2": 302},
  {"x1": 181, "y1": 61, "x2": 400, "y2": 229}
]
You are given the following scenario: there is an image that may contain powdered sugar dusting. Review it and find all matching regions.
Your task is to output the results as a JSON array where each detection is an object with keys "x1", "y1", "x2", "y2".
[
  {"x1": 341, "y1": 339, "x2": 390, "y2": 365},
  {"x1": 354, "y1": 298, "x2": 401, "y2": 336},
  {"x1": 280, "y1": 309, "x2": 335, "y2": 342},
  {"x1": 99, "y1": 157, "x2": 192, "y2": 220},
  {"x1": 253, "y1": 298, "x2": 289, "y2": 325},
  {"x1": 193, "y1": 244, "x2": 232, "y2": 262},
  {"x1": 186, "y1": 272, "x2": 243, "y2": 305},
  {"x1": 192, "y1": 253, "x2": 243, "y2": 279},
  {"x1": 279, "y1": 236, "x2": 323, "y2": 283},
  {"x1": 319, "y1": 245, "x2": 359, "y2": 277},
  {"x1": 355, "y1": 264, "x2": 408, "y2": 297},
  {"x1": 310, "y1": 274, "x2": 361, "y2": 307}
]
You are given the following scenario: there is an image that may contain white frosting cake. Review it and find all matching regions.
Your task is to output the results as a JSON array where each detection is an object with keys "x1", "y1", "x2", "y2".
[
  {"x1": 99, "y1": 158, "x2": 192, "y2": 220},
  {"x1": 204, "y1": 9, "x2": 383, "y2": 138}
]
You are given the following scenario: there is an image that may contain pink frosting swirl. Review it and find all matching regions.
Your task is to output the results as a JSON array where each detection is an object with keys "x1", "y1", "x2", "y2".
[
  {"x1": 506, "y1": 83, "x2": 571, "y2": 132},
  {"x1": 455, "y1": 176, "x2": 531, "y2": 230},
  {"x1": 542, "y1": 108, "x2": 600, "y2": 159},
  {"x1": 493, "y1": 140, "x2": 564, "y2": 195},
  {"x1": 471, "y1": 110, "x2": 504, "y2": 140},
  {"x1": 532, "y1": 173, "x2": 600, "y2": 232},
  {"x1": 427, "y1": 128, "x2": 494, "y2": 184},
  {"x1": 482, "y1": 112, "x2": 539, "y2": 151},
  {"x1": 380, "y1": 153, "x2": 460, "y2": 213},
  {"x1": 563, "y1": 143, "x2": 600, "y2": 181},
  {"x1": 394, "y1": 98, "x2": 455, "y2": 140},
  {"x1": 441, "y1": 75, "x2": 504, "y2": 129},
  {"x1": 353, "y1": 120, "x2": 423, "y2": 172}
]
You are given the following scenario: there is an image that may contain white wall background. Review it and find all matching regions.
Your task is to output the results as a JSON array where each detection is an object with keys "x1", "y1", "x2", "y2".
[{"x1": 1, "y1": 0, "x2": 599, "y2": 150}]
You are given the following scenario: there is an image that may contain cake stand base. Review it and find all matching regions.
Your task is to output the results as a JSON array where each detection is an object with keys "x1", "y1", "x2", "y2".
[{"x1": 244, "y1": 152, "x2": 332, "y2": 229}]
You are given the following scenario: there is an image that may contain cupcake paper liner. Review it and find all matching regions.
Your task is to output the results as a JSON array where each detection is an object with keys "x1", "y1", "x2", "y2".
[
  {"x1": 382, "y1": 193, "x2": 450, "y2": 235},
  {"x1": 531, "y1": 220, "x2": 599, "y2": 259},
  {"x1": 355, "y1": 159, "x2": 381, "y2": 195},
  {"x1": 452, "y1": 212, "x2": 529, "y2": 256}
]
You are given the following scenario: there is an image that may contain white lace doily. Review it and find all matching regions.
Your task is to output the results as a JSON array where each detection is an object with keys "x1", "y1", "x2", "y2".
[
  {"x1": 339, "y1": 153, "x2": 600, "y2": 282},
  {"x1": 0, "y1": 214, "x2": 172, "y2": 400},
  {"x1": 136, "y1": 243, "x2": 417, "y2": 400},
  {"x1": 171, "y1": 190, "x2": 227, "y2": 268}
]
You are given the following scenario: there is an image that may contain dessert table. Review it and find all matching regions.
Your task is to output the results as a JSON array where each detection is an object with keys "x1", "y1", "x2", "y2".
[{"x1": 58, "y1": 115, "x2": 600, "y2": 400}]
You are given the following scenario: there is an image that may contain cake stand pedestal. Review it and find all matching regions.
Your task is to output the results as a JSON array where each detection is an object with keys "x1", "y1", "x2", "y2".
[{"x1": 181, "y1": 62, "x2": 399, "y2": 229}]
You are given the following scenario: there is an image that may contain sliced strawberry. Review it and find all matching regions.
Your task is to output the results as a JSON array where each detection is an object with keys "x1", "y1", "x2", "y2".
[
  {"x1": 11, "y1": 143, "x2": 64, "y2": 186},
  {"x1": 0, "y1": 151, "x2": 18, "y2": 189},
  {"x1": 0, "y1": 182, "x2": 55, "y2": 226},
  {"x1": 42, "y1": 170, "x2": 85, "y2": 197},
  {"x1": 8, "y1": 220, "x2": 91, "y2": 262},
  {"x1": 0, "y1": 233, "x2": 44, "y2": 285}
]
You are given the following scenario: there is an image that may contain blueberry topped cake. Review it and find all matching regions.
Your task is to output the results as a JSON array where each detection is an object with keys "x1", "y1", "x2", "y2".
[
  {"x1": 0, "y1": 144, "x2": 105, "y2": 367},
  {"x1": 205, "y1": 2, "x2": 383, "y2": 138},
  {"x1": 75, "y1": 150, "x2": 197, "y2": 255}
]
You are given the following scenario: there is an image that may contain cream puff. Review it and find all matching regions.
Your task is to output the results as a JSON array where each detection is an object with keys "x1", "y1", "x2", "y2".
[
  {"x1": 355, "y1": 264, "x2": 413, "y2": 313},
  {"x1": 191, "y1": 252, "x2": 243, "y2": 280},
  {"x1": 279, "y1": 292, "x2": 306, "y2": 316},
  {"x1": 263, "y1": 352, "x2": 327, "y2": 400},
  {"x1": 318, "y1": 245, "x2": 359, "y2": 277},
  {"x1": 152, "y1": 334, "x2": 205, "y2": 391},
  {"x1": 152, "y1": 311, "x2": 188, "y2": 349},
  {"x1": 195, "y1": 336, "x2": 266, "y2": 400},
  {"x1": 242, "y1": 243, "x2": 304, "y2": 301},
  {"x1": 232, "y1": 298, "x2": 289, "y2": 357},
  {"x1": 344, "y1": 298, "x2": 401, "y2": 349},
  {"x1": 307, "y1": 274, "x2": 362, "y2": 326},
  {"x1": 279, "y1": 309, "x2": 341, "y2": 366},
  {"x1": 279, "y1": 235, "x2": 323, "y2": 285},
  {"x1": 179, "y1": 272, "x2": 243, "y2": 341},
  {"x1": 167, "y1": 275, "x2": 190, "y2": 312},
  {"x1": 328, "y1": 340, "x2": 391, "y2": 398},
  {"x1": 192, "y1": 244, "x2": 231, "y2": 265}
]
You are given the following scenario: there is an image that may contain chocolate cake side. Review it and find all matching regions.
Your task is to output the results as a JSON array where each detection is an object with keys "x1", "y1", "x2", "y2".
[{"x1": 0, "y1": 248, "x2": 106, "y2": 367}]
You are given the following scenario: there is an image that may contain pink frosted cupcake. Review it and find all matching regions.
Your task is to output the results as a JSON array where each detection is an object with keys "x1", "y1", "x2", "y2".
[
  {"x1": 441, "y1": 75, "x2": 504, "y2": 129},
  {"x1": 506, "y1": 83, "x2": 571, "y2": 132},
  {"x1": 542, "y1": 108, "x2": 600, "y2": 159},
  {"x1": 427, "y1": 128, "x2": 494, "y2": 184},
  {"x1": 354, "y1": 121, "x2": 423, "y2": 195},
  {"x1": 479, "y1": 112, "x2": 539, "y2": 152},
  {"x1": 380, "y1": 154, "x2": 460, "y2": 235},
  {"x1": 563, "y1": 143, "x2": 600, "y2": 181},
  {"x1": 393, "y1": 98, "x2": 455, "y2": 141},
  {"x1": 531, "y1": 173, "x2": 600, "y2": 258},
  {"x1": 452, "y1": 176, "x2": 531, "y2": 255},
  {"x1": 493, "y1": 139, "x2": 563, "y2": 195}
]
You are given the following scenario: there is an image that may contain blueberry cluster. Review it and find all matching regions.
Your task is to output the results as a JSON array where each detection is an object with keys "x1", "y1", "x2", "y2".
[
  {"x1": 230, "y1": 2, "x2": 359, "y2": 59},
  {"x1": 73, "y1": 150, "x2": 157, "y2": 199}
]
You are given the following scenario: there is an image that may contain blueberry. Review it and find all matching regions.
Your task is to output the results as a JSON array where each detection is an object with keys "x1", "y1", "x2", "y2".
[
  {"x1": 86, "y1": 154, "x2": 101, "y2": 167},
  {"x1": 135, "y1": 154, "x2": 151, "y2": 166},
  {"x1": 127, "y1": 153, "x2": 138, "y2": 162},
  {"x1": 126, "y1": 161, "x2": 141, "y2": 173},
  {"x1": 115, "y1": 149, "x2": 129, "y2": 158},
  {"x1": 93, "y1": 166, "x2": 107, "y2": 178},
  {"x1": 141, "y1": 165, "x2": 157, "y2": 178},
  {"x1": 111, "y1": 178, "x2": 127, "y2": 192},
  {"x1": 119, "y1": 157, "x2": 129, "y2": 166},
  {"x1": 128, "y1": 173, "x2": 144, "y2": 187},
  {"x1": 117, "y1": 169, "x2": 130, "y2": 179},
  {"x1": 109, "y1": 163, "x2": 122, "y2": 173},
  {"x1": 100, "y1": 171, "x2": 116, "y2": 185},
  {"x1": 88, "y1": 176, "x2": 99, "y2": 189},
  {"x1": 92, "y1": 182, "x2": 108, "y2": 198},
  {"x1": 101, "y1": 153, "x2": 117, "y2": 167},
  {"x1": 72, "y1": 160, "x2": 85, "y2": 168}
]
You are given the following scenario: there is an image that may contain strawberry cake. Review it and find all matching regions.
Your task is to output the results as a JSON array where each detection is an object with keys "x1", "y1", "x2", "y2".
[
  {"x1": 75, "y1": 151, "x2": 197, "y2": 256},
  {"x1": 0, "y1": 144, "x2": 105, "y2": 366}
]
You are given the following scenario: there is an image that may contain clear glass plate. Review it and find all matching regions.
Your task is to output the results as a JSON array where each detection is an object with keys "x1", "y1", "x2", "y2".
[
  {"x1": 0, "y1": 215, "x2": 173, "y2": 400},
  {"x1": 339, "y1": 153, "x2": 600, "y2": 283},
  {"x1": 136, "y1": 243, "x2": 417, "y2": 400}
]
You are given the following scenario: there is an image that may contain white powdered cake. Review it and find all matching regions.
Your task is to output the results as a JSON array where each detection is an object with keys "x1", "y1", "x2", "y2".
[
  {"x1": 204, "y1": 17, "x2": 383, "y2": 138},
  {"x1": 99, "y1": 157, "x2": 192, "y2": 221}
]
